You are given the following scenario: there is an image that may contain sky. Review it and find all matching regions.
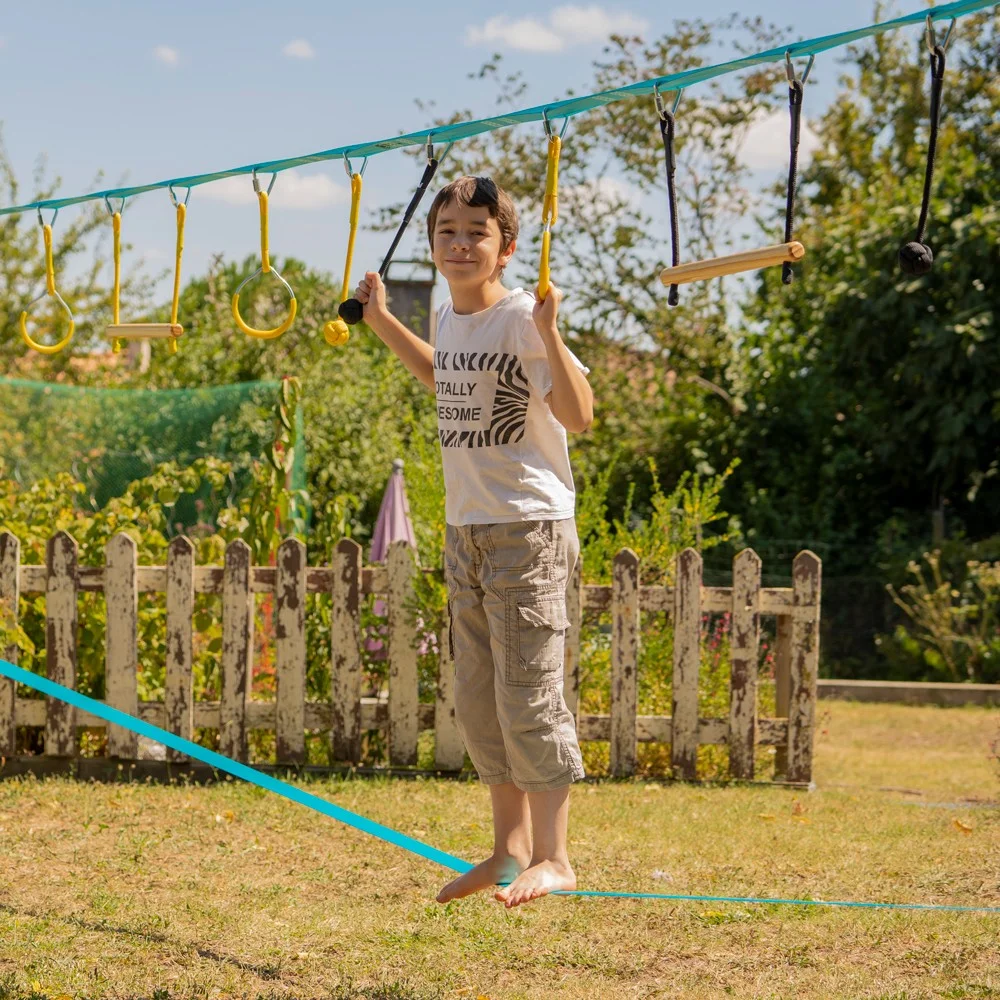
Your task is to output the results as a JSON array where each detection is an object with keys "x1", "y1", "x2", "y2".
[{"x1": 0, "y1": 0, "x2": 928, "y2": 310}]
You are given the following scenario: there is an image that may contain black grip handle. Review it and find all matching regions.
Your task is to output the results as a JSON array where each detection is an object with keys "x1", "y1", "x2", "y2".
[{"x1": 338, "y1": 298, "x2": 365, "y2": 326}]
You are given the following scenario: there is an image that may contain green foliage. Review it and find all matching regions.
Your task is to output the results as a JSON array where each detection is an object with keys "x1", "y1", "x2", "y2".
[
  {"x1": 577, "y1": 456, "x2": 741, "y2": 585},
  {"x1": 877, "y1": 550, "x2": 1000, "y2": 684},
  {"x1": 0, "y1": 129, "x2": 154, "y2": 371},
  {"x1": 738, "y1": 11, "x2": 1000, "y2": 570}
]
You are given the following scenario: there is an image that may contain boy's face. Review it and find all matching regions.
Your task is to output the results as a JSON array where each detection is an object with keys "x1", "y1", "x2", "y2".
[{"x1": 431, "y1": 198, "x2": 515, "y2": 289}]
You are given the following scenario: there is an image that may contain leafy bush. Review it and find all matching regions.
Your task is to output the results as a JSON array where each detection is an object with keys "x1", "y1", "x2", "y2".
[{"x1": 877, "y1": 550, "x2": 1000, "y2": 684}]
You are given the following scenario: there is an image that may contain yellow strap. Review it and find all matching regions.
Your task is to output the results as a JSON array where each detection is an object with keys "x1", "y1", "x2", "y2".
[
  {"x1": 20, "y1": 223, "x2": 75, "y2": 355},
  {"x1": 112, "y1": 212, "x2": 121, "y2": 326},
  {"x1": 537, "y1": 135, "x2": 562, "y2": 300},
  {"x1": 171, "y1": 202, "x2": 186, "y2": 325},
  {"x1": 538, "y1": 230, "x2": 552, "y2": 301},
  {"x1": 43, "y1": 224, "x2": 56, "y2": 296},
  {"x1": 258, "y1": 190, "x2": 271, "y2": 274},
  {"x1": 324, "y1": 171, "x2": 363, "y2": 347},
  {"x1": 542, "y1": 135, "x2": 561, "y2": 226},
  {"x1": 340, "y1": 172, "x2": 363, "y2": 302}
]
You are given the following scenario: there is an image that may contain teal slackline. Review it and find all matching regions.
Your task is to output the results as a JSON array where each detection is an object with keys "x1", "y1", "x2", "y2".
[
  {"x1": 2, "y1": 659, "x2": 999, "y2": 915},
  {"x1": 0, "y1": 0, "x2": 996, "y2": 217},
  {"x1": 0, "y1": 658, "x2": 471, "y2": 876}
]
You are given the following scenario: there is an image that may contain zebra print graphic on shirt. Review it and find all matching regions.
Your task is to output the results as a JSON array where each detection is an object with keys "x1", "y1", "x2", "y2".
[{"x1": 435, "y1": 350, "x2": 529, "y2": 448}]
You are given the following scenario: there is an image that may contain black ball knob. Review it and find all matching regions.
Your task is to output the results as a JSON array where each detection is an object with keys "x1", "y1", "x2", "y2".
[
  {"x1": 338, "y1": 298, "x2": 365, "y2": 326},
  {"x1": 899, "y1": 241, "x2": 934, "y2": 276}
]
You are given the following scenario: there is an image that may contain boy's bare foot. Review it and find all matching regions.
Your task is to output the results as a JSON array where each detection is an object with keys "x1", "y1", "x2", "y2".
[
  {"x1": 436, "y1": 852, "x2": 530, "y2": 903},
  {"x1": 494, "y1": 859, "x2": 576, "y2": 908}
]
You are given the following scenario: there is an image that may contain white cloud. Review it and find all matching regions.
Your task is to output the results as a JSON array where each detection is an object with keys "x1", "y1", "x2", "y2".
[
  {"x1": 740, "y1": 109, "x2": 821, "y2": 172},
  {"x1": 201, "y1": 171, "x2": 348, "y2": 210},
  {"x1": 153, "y1": 45, "x2": 179, "y2": 67},
  {"x1": 282, "y1": 39, "x2": 316, "y2": 59},
  {"x1": 465, "y1": 5, "x2": 648, "y2": 52}
]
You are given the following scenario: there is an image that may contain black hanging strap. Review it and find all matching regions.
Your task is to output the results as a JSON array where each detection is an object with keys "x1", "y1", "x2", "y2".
[
  {"x1": 339, "y1": 144, "x2": 448, "y2": 325},
  {"x1": 656, "y1": 86, "x2": 681, "y2": 306},
  {"x1": 782, "y1": 78, "x2": 805, "y2": 285},
  {"x1": 899, "y1": 42, "x2": 948, "y2": 276}
]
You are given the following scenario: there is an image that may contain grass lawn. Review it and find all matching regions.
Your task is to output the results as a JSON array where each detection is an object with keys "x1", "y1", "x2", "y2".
[{"x1": 1, "y1": 700, "x2": 998, "y2": 999}]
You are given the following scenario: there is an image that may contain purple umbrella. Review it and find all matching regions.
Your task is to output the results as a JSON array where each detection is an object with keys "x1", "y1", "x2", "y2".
[
  {"x1": 365, "y1": 460, "x2": 436, "y2": 657},
  {"x1": 370, "y1": 459, "x2": 417, "y2": 564}
]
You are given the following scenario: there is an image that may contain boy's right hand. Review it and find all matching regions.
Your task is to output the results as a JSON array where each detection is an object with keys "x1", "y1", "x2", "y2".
[{"x1": 355, "y1": 271, "x2": 389, "y2": 323}]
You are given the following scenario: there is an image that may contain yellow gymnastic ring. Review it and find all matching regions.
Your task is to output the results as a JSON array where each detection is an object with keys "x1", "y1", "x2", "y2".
[
  {"x1": 19, "y1": 309, "x2": 75, "y2": 356},
  {"x1": 231, "y1": 289, "x2": 297, "y2": 340}
]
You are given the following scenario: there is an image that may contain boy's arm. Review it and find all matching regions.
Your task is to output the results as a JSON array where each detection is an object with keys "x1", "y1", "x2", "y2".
[
  {"x1": 533, "y1": 284, "x2": 594, "y2": 434},
  {"x1": 355, "y1": 271, "x2": 435, "y2": 391}
]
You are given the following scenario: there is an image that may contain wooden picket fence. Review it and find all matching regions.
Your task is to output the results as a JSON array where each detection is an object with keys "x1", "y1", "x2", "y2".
[{"x1": 0, "y1": 530, "x2": 821, "y2": 783}]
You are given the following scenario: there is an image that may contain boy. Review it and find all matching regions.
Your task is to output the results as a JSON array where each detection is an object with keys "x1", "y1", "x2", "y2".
[{"x1": 353, "y1": 175, "x2": 593, "y2": 909}]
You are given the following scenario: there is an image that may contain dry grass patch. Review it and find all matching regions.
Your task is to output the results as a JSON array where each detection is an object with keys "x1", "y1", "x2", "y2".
[{"x1": 0, "y1": 700, "x2": 998, "y2": 999}]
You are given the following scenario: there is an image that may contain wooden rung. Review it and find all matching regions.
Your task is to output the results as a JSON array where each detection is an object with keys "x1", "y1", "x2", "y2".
[
  {"x1": 106, "y1": 323, "x2": 183, "y2": 340},
  {"x1": 659, "y1": 242, "x2": 805, "y2": 286}
]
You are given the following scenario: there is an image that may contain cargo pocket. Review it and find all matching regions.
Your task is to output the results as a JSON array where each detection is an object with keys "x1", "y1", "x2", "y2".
[{"x1": 506, "y1": 588, "x2": 570, "y2": 688}]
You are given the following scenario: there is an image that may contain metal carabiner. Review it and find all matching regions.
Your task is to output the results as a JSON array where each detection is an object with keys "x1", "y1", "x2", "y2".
[
  {"x1": 342, "y1": 151, "x2": 368, "y2": 179},
  {"x1": 653, "y1": 83, "x2": 683, "y2": 120},
  {"x1": 251, "y1": 168, "x2": 278, "y2": 196},
  {"x1": 785, "y1": 50, "x2": 815, "y2": 86},
  {"x1": 104, "y1": 195, "x2": 127, "y2": 217},
  {"x1": 926, "y1": 14, "x2": 956, "y2": 54},
  {"x1": 425, "y1": 133, "x2": 454, "y2": 168},
  {"x1": 541, "y1": 108, "x2": 571, "y2": 140},
  {"x1": 168, "y1": 184, "x2": 192, "y2": 208}
]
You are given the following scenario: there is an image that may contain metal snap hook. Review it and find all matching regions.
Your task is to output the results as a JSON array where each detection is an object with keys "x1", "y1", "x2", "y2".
[
  {"x1": 653, "y1": 83, "x2": 682, "y2": 119},
  {"x1": 251, "y1": 169, "x2": 278, "y2": 196},
  {"x1": 104, "y1": 195, "x2": 127, "y2": 217},
  {"x1": 926, "y1": 14, "x2": 956, "y2": 53},
  {"x1": 168, "y1": 184, "x2": 192, "y2": 208},
  {"x1": 343, "y1": 151, "x2": 368, "y2": 179},
  {"x1": 785, "y1": 51, "x2": 815, "y2": 85},
  {"x1": 541, "y1": 108, "x2": 570, "y2": 140}
]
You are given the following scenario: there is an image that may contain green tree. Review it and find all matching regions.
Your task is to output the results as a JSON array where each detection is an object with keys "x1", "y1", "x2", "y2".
[
  {"x1": 737, "y1": 9, "x2": 999, "y2": 568},
  {"x1": 0, "y1": 130, "x2": 153, "y2": 372}
]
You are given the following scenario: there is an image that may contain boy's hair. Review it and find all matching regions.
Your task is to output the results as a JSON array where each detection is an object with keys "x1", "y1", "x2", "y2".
[{"x1": 426, "y1": 176, "x2": 519, "y2": 253}]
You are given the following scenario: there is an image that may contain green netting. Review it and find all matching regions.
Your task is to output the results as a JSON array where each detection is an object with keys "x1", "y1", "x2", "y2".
[{"x1": 0, "y1": 378, "x2": 305, "y2": 522}]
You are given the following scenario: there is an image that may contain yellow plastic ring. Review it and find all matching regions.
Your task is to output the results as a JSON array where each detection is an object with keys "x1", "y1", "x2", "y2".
[
  {"x1": 231, "y1": 267, "x2": 297, "y2": 340},
  {"x1": 19, "y1": 291, "x2": 75, "y2": 356}
]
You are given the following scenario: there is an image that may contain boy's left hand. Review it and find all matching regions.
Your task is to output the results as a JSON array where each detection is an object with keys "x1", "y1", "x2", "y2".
[{"x1": 533, "y1": 282, "x2": 562, "y2": 336}]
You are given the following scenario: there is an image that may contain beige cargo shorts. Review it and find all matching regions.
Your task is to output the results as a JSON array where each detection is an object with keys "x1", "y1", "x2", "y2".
[{"x1": 444, "y1": 517, "x2": 586, "y2": 792}]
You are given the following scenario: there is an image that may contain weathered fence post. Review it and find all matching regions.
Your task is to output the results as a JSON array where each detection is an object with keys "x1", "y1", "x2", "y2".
[
  {"x1": 105, "y1": 533, "x2": 138, "y2": 759},
  {"x1": 276, "y1": 537, "x2": 307, "y2": 765},
  {"x1": 729, "y1": 548, "x2": 761, "y2": 779},
  {"x1": 773, "y1": 610, "x2": 793, "y2": 778},
  {"x1": 330, "y1": 538, "x2": 362, "y2": 763},
  {"x1": 564, "y1": 555, "x2": 583, "y2": 718},
  {"x1": 165, "y1": 536, "x2": 194, "y2": 763},
  {"x1": 387, "y1": 539, "x2": 419, "y2": 766},
  {"x1": 221, "y1": 539, "x2": 252, "y2": 761},
  {"x1": 610, "y1": 548, "x2": 640, "y2": 778},
  {"x1": 46, "y1": 532, "x2": 78, "y2": 758},
  {"x1": 788, "y1": 551, "x2": 822, "y2": 783},
  {"x1": 671, "y1": 548, "x2": 702, "y2": 781},
  {"x1": 434, "y1": 606, "x2": 464, "y2": 770},
  {"x1": 0, "y1": 531, "x2": 20, "y2": 756}
]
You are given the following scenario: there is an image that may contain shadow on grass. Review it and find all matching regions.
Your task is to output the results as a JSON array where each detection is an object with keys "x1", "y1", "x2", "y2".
[{"x1": 0, "y1": 901, "x2": 285, "y2": 981}]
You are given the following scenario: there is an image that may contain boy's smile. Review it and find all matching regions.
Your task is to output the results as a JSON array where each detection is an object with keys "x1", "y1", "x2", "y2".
[{"x1": 432, "y1": 199, "x2": 515, "y2": 289}]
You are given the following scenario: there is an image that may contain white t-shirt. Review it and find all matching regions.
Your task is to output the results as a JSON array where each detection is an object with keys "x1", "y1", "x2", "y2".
[{"x1": 433, "y1": 288, "x2": 590, "y2": 527}]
